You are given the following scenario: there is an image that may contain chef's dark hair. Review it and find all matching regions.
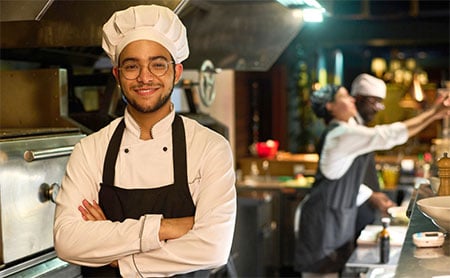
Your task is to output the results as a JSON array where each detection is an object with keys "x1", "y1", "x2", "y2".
[{"x1": 311, "y1": 85, "x2": 343, "y2": 124}]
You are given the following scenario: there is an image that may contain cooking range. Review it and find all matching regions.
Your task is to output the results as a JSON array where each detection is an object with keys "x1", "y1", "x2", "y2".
[
  {"x1": 0, "y1": 128, "x2": 84, "y2": 277},
  {"x1": 0, "y1": 68, "x2": 88, "y2": 277}
]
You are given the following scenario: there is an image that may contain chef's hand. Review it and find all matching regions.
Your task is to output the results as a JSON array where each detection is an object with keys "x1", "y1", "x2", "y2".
[
  {"x1": 78, "y1": 199, "x2": 107, "y2": 221},
  {"x1": 431, "y1": 90, "x2": 450, "y2": 120},
  {"x1": 369, "y1": 192, "x2": 395, "y2": 214},
  {"x1": 78, "y1": 199, "x2": 118, "y2": 268},
  {"x1": 159, "y1": 217, "x2": 194, "y2": 241}
]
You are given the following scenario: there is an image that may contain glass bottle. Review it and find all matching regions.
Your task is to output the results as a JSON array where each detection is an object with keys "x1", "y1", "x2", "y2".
[{"x1": 379, "y1": 217, "x2": 391, "y2": 264}]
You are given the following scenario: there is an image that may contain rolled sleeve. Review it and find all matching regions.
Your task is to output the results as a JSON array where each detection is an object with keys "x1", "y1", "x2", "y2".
[
  {"x1": 140, "y1": 214, "x2": 164, "y2": 252},
  {"x1": 357, "y1": 184, "x2": 373, "y2": 207}
]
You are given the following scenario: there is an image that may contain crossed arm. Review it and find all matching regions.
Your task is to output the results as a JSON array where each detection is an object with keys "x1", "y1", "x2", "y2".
[
  {"x1": 78, "y1": 200, "x2": 194, "y2": 241},
  {"x1": 78, "y1": 199, "x2": 194, "y2": 267}
]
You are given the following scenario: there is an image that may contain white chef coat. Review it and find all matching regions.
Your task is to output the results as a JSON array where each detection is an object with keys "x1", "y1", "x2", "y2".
[
  {"x1": 54, "y1": 108, "x2": 237, "y2": 277},
  {"x1": 348, "y1": 115, "x2": 375, "y2": 206},
  {"x1": 319, "y1": 119, "x2": 408, "y2": 181}
]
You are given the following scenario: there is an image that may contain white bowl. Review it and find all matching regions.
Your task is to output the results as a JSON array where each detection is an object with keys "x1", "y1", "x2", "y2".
[
  {"x1": 387, "y1": 206, "x2": 409, "y2": 225},
  {"x1": 416, "y1": 196, "x2": 450, "y2": 233}
]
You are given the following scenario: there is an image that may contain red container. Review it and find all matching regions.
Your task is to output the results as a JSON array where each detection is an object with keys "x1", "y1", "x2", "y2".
[{"x1": 256, "y1": 140, "x2": 279, "y2": 159}]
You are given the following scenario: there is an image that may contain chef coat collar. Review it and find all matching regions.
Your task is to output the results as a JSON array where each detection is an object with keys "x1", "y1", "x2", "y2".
[
  {"x1": 348, "y1": 117, "x2": 358, "y2": 126},
  {"x1": 123, "y1": 104, "x2": 176, "y2": 139},
  {"x1": 354, "y1": 112, "x2": 364, "y2": 125},
  {"x1": 329, "y1": 118, "x2": 349, "y2": 126}
]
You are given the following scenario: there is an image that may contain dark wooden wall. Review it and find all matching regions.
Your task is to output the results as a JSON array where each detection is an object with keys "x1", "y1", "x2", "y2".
[{"x1": 234, "y1": 66, "x2": 288, "y2": 164}]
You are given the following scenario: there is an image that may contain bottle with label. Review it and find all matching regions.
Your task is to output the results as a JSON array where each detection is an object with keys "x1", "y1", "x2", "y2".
[{"x1": 379, "y1": 217, "x2": 391, "y2": 264}]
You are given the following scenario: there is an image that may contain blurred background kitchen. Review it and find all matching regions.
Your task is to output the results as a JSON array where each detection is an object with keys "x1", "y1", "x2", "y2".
[{"x1": 1, "y1": 0, "x2": 449, "y2": 277}]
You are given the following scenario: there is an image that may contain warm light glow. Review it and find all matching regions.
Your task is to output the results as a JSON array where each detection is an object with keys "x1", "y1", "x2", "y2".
[
  {"x1": 405, "y1": 58, "x2": 416, "y2": 70},
  {"x1": 390, "y1": 59, "x2": 402, "y2": 71},
  {"x1": 403, "y1": 70, "x2": 413, "y2": 85},
  {"x1": 394, "y1": 69, "x2": 404, "y2": 84},
  {"x1": 417, "y1": 71, "x2": 428, "y2": 84},
  {"x1": 399, "y1": 74, "x2": 425, "y2": 109},
  {"x1": 412, "y1": 78, "x2": 424, "y2": 102},
  {"x1": 371, "y1": 58, "x2": 387, "y2": 78},
  {"x1": 312, "y1": 82, "x2": 321, "y2": 91}
]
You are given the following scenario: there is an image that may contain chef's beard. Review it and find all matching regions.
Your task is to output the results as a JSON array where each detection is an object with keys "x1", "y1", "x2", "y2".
[
  {"x1": 122, "y1": 88, "x2": 173, "y2": 114},
  {"x1": 119, "y1": 71, "x2": 176, "y2": 114}
]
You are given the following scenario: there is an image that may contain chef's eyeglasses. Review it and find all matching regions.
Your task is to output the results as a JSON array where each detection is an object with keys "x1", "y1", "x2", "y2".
[{"x1": 118, "y1": 58, "x2": 174, "y2": 80}]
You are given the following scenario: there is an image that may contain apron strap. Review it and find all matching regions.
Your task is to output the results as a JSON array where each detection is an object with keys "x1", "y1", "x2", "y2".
[
  {"x1": 102, "y1": 119, "x2": 125, "y2": 186},
  {"x1": 172, "y1": 114, "x2": 189, "y2": 192}
]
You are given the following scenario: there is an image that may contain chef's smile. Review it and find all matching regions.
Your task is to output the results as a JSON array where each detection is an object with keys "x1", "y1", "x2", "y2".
[{"x1": 134, "y1": 86, "x2": 159, "y2": 96}]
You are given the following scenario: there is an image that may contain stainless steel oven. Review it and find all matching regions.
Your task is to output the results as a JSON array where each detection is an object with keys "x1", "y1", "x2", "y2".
[{"x1": 0, "y1": 128, "x2": 84, "y2": 277}]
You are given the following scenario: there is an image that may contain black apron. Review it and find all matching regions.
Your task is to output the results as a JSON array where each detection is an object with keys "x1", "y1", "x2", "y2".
[
  {"x1": 353, "y1": 117, "x2": 382, "y2": 240},
  {"x1": 82, "y1": 115, "x2": 206, "y2": 277},
  {"x1": 355, "y1": 152, "x2": 380, "y2": 239},
  {"x1": 294, "y1": 124, "x2": 371, "y2": 273}
]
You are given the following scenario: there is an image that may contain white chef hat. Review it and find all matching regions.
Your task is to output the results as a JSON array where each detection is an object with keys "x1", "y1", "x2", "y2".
[
  {"x1": 351, "y1": 73, "x2": 386, "y2": 99},
  {"x1": 102, "y1": 5, "x2": 189, "y2": 66}
]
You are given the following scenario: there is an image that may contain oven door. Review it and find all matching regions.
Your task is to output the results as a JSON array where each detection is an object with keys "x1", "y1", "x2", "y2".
[{"x1": 0, "y1": 132, "x2": 84, "y2": 273}]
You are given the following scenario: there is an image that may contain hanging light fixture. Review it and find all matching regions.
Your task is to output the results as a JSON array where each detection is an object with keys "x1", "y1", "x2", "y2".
[
  {"x1": 399, "y1": 74, "x2": 425, "y2": 109},
  {"x1": 370, "y1": 57, "x2": 387, "y2": 78}
]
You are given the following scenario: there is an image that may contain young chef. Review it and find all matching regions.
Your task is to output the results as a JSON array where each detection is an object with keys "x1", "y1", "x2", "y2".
[
  {"x1": 351, "y1": 74, "x2": 396, "y2": 240},
  {"x1": 294, "y1": 85, "x2": 450, "y2": 277},
  {"x1": 53, "y1": 5, "x2": 236, "y2": 277}
]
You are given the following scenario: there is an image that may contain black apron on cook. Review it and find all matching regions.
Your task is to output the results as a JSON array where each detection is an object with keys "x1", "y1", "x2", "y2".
[
  {"x1": 355, "y1": 152, "x2": 380, "y2": 239},
  {"x1": 82, "y1": 115, "x2": 206, "y2": 277},
  {"x1": 294, "y1": 123, "x2": 371, "y2": 274}
]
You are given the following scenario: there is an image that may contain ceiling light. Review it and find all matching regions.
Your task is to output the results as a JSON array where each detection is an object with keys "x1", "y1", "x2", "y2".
[
  {"x1": 277, "y1": 0, "x2": 323, "y2": 9},
  {"x1": 303, "y1": 8, "x2": 324, "y2": 22},
  {"x1": 277, "y1": 0, "x2": 326, "y2": 22}
]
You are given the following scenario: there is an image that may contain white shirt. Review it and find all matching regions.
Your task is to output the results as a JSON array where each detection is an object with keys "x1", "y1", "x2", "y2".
[
  {"x1": 54, "y1": 108, "x2": 237, "y2": 277},
  {"x1": 348, "y1": 114, "x2": 406, "y2": 206},
  {"x1": 349, "y1": 116, "x2": 373, "y2": 205},
  {"x1": 319, "y1": 119, "x2": 408, "y2": 181}
]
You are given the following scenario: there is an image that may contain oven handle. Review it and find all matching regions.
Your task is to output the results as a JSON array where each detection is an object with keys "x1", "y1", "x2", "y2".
[{"x1": 23, "y1": 146, "x2": 74, "y2": 162}]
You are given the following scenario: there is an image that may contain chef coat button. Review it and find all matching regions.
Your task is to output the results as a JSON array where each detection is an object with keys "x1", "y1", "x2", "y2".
[
  {"x1": 163, "y1": 147, "x2": 168, "y2": 152},
  {"x1": 124, "y1": 148, "x2": 129, "y2": 153}
]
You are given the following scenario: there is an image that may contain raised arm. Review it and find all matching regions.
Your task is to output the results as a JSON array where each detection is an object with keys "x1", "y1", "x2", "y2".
[{"x1": 403, "y1": 92, "x2": 450, "y2": 137}]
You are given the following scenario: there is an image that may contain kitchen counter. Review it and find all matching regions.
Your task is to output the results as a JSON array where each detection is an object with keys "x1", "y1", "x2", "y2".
[
  {"x1": 235, "y1": 177, "x2": 415, "y2": 277},
  {"x1": 395, "y1": 185, "x2": 450, "y2": 277},
  {"x1": 236, "y1": 176, "x2": 313, "y2": 191}
]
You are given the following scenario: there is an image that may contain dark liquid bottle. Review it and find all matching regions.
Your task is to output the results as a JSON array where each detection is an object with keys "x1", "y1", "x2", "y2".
[{"x1": 379, "y1": 217, "x2": 390, "y2": 264}]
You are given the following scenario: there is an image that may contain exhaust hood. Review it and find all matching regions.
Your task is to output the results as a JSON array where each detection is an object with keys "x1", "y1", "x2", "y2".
[
  {"x1": 0, "y1": 0, "x2": 304, "y2": 71},
  {"x1": 0, "y1": 0, "x2": 54, "y2": 22}
]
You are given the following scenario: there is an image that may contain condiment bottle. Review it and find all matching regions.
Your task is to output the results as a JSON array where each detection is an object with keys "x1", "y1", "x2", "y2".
[
  {"x1": 379, "y1": 217, "x2": 391, "y2": 264},
  {"x1": 437, "y1": 152, "x2": 450, "y2": 196}
]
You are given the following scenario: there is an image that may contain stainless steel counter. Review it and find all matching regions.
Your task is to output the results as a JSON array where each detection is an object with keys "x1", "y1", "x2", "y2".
[{"x1": 395, "y1": 185, "x2": 450, "y2": 277}]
